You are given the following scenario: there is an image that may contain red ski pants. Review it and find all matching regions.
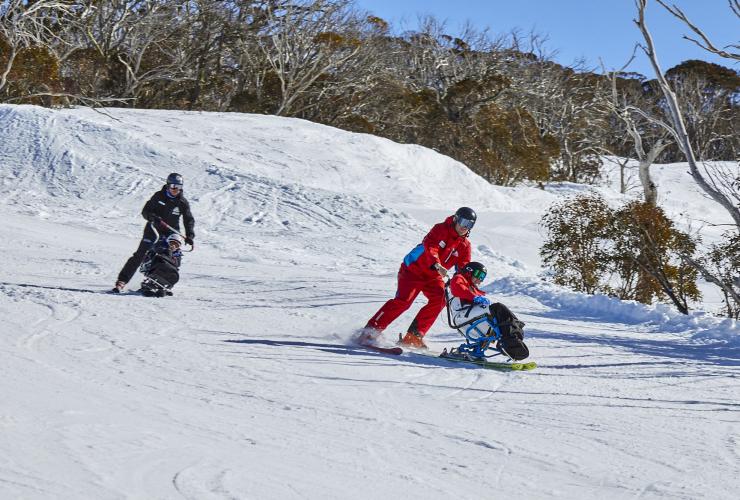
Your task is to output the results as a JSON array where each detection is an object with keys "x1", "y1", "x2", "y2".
[{"x1": 366, "y1": 265, "x2": 445, "y2": 337}]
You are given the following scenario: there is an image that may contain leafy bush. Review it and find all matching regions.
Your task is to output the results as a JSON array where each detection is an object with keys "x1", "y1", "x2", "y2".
[
  {"x1": 541, "y1": 195, "x2": 701, "y2": 314},
  {"x1": 704, "y1": 231, "x2": 740, "y2": 318},
  {"x1": 540, "y1": 195, "x2": 612, "y2": 294},
  {"x1": 610, "y1": 201, "x2": 699, "y2": 313}
]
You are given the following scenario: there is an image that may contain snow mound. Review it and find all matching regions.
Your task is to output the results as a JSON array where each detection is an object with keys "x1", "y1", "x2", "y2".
[
  {"x1": 489, "y1": 276, "x2": 739, "y2": 346},
  {"x1": 0, "y1": 104, "x2": 555, "y2": 218}
]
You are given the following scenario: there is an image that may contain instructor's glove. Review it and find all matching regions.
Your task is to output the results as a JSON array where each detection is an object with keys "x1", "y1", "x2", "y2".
[
  {"x1": 149, "y1": 215, "x2": 167, "y2": 230},
  {"x1": 184, "y1": 236, "x2": 194, "y2": 246},
  {"x1": 473, "y1": 296, "x2": 490, "y2": 307},
  {"x1": 432, "y1": 263, "x2": 448, "y2": 278}
]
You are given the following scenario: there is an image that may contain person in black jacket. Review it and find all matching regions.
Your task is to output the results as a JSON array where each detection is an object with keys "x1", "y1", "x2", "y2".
[{"x1": 113, "y1": 172, "x2": 195, "y2": 293}]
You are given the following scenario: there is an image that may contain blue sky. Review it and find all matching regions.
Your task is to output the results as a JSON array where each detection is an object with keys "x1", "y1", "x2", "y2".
[{"x1": 353, "y1": 0, "x2": 739, "y2": 76}]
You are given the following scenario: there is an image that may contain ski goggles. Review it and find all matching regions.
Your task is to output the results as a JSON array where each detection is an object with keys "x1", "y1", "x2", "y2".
[
  {"x1": 168, "y1": 183, "x2": 182, "y2": 190},
  {"x1": 456, "y1": 216, "x2": 475, "y2": 230},
  {"x1": 470, "y1": 269, "x2": 486, "y2": 281}
]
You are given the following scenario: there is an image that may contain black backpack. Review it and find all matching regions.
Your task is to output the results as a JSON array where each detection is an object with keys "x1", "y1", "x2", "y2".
[{"x1": 489, "y1": 302, "x2": 529, "y2": 360}]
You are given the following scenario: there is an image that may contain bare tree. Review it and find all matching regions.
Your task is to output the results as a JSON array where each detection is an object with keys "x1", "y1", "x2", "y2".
[
  {"x1": 657, "y1": 0, "x2": 740, "y2": 61},
  {"x1": 634, "y1": 0, "x2": 740, "y2": 316},
  {"x1": 663, "y1": 62, "x2": 740, "y2": 161},
  {"x1": 516, "y1": 61, "x2": 610, "y2": 183},
  {"x1": 338, "y1": 17, "x2": 508, "y2": 143},
  {"x1": 78, "y1": 0, "x2": 145, "y2": 84},
  {"x1": 0, "y1": 0, "x2": 74, "y2": 96},
  {"x1": 115, "y1": 1, "x2": 194, "y2": 103},
  {"x1": 393, "y1": 17, "x2": 508, "y2": 119},
  {"x1": 258, "y1": 0, "x2": 364, "y2": 116},
  {"x1": 67, "y1": 1, "x2": 194, "y2": 104},
  {"x1": 605, "y1": 71, "x2": 670, "y2": 204},
  {"x1": 290, "y1": 9, "x2": 395, "y2": 123},
  {"x1": 219, "y1": 1, "x2": 282, "y2": 112},
  {"x1": 494, "y1": 31, "x2": 614, "y2": 183},
  {"x1": 634, "y1": 0, "x2": 740, "y2": 228}
]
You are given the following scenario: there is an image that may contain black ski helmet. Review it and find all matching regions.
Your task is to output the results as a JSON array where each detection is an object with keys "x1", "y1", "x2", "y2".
[
  {"x1": 462, "y1": 261, "x2": 487, "y2": 281},
  {"x1": 166, "y1": 172, "x2": 183, "y2": 187},
  {"x1": 454, "y1": 206, "x2": 477, "y2": 230}
]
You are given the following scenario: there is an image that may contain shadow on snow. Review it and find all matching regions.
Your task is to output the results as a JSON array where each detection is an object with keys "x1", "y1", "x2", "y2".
[
  {"x1": 531, "y1": 328, "x2": 740, "y2": 368},
  {"x1": 223, "y1": 338, "x2": 489, "y2": 371}
]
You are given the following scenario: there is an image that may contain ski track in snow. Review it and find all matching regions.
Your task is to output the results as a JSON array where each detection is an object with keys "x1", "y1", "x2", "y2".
[{"x1": 0, "y1": 104, "x2": 738, "y2": 500}]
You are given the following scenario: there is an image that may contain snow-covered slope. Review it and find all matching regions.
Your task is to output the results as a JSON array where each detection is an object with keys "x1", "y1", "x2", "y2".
[{"x1": 0, "y1": 104, "x2": 737, "y2": 500}]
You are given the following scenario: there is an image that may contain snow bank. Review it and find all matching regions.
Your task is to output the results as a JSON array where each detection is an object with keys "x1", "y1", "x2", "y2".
[
  {"x1": 489, "y1": 275, "x2": 739, "y2": 345},
  {"x1": 0, "y1": 104, "x2": 556, "y2": 215}
]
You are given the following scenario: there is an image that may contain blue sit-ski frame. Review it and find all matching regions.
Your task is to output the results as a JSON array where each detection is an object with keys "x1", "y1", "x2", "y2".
[{"x1": 445, "y1": 284, "x2": 504, "y2": 359}]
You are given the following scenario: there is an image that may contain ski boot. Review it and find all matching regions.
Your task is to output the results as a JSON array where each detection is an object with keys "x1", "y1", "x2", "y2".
[{"x1": 398, "y1": 331, "x2": 428, "y2": 350}]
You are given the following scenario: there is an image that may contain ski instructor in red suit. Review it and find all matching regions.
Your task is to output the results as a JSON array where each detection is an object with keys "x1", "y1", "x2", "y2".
[{"x1": 361, "y1": 207, "x2": 476, "y2": 349}]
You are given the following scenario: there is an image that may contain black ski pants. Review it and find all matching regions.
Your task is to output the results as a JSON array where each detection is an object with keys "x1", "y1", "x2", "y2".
[{"x1": 117, "y1": 237, "x2": 154, "y2": 284}]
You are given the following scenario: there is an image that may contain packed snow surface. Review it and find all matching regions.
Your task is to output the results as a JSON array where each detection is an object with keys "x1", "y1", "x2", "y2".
[{"x1": 0, "y1": 104, "x2": 738, "y2": 499}]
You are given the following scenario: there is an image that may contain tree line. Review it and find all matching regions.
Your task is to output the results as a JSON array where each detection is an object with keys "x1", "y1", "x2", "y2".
[{"x1": 1, "y1": 0, "x2": 738, "y2": 186}]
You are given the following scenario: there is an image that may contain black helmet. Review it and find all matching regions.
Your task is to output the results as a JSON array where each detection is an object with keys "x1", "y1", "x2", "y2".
[
  {"x1": 462, "y1": 261, "x2": 487, "y2": 281},
  {"x1": 166, "y1": 172, "x2": 183, "y2": 187},
  {"x1": 454, "y1": 207, "x2": 476, "y2": 230}
]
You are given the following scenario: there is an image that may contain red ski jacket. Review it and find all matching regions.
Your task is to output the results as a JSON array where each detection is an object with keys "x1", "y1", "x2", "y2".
[
  {"x1": 449, "y1": 273, "x2": 486, "y2": 302},
  {"x1": 402, "y1": 216, "x2": 472, "y2": 279}
]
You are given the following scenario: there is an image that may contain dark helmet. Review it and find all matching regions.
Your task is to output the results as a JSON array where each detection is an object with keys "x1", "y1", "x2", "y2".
[
  {"x1": 462, "y1": 261, "x2": 487, "y2": 281},
  {"x1": 166, "y1": 172, "x2": 183, "y2": 187},
  {"x1": 454, "y1": 207, "x2": 476, "y2": 230}
]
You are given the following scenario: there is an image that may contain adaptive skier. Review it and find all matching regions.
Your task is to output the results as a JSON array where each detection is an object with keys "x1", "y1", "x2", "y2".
[
  {"x1": 447, "y1": 261, "x2": 529, "y2": 360},
  {"x1": 138, "y1": 233, "x2": 184, "y2": 297},
  {"x1": 112, "y1": 173, "x2": 195, "y2": 293},
  {"x1": 360, "y1": 207, "x2": 476, "y2": 349}
]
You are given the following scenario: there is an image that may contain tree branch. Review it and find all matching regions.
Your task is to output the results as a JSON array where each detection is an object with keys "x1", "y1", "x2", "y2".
[
  {"x1": 634, "y1": 0, "x2": 740, "y2": 228},
  {"x1": 656, "y1": 0, "x2": 740, "y2": 61}
]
